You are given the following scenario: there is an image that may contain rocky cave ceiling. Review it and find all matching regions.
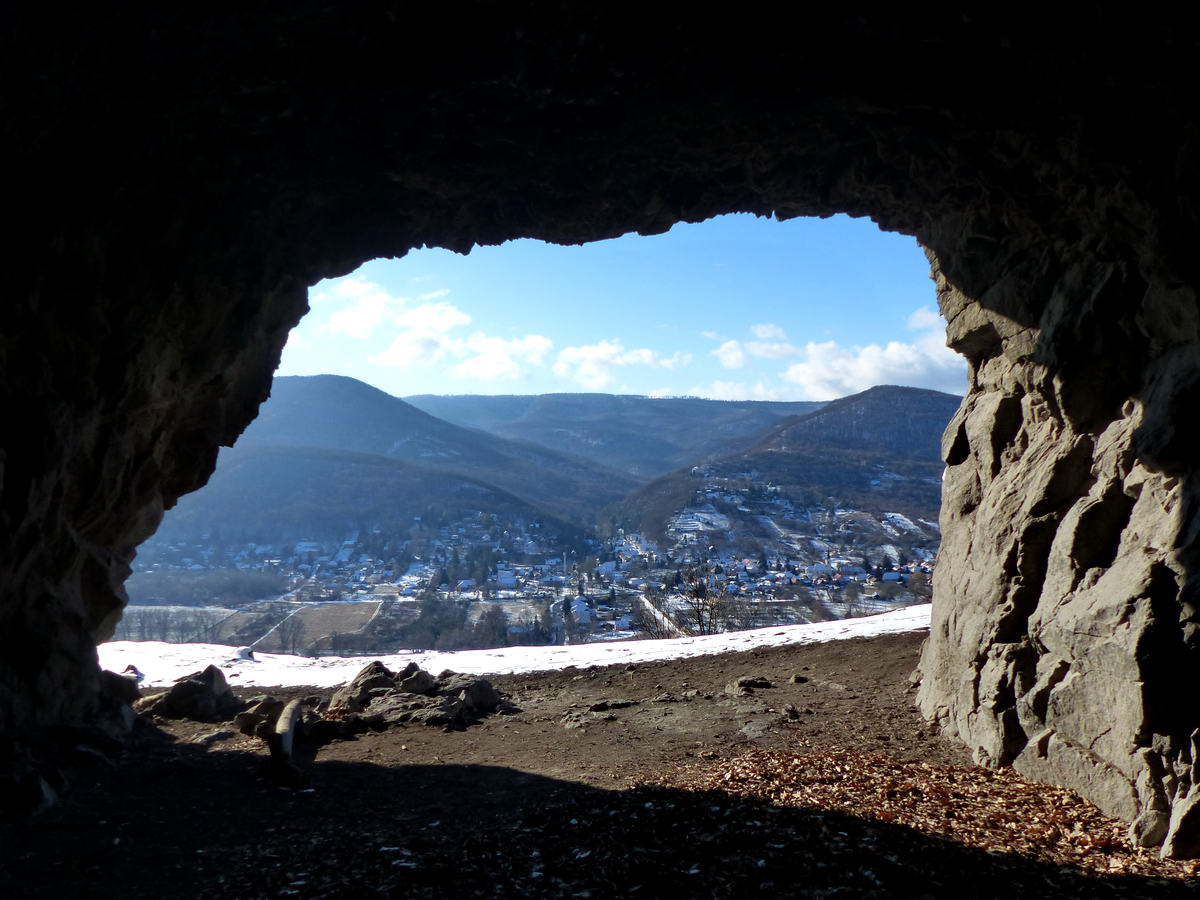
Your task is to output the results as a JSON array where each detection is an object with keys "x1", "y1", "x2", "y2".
[{"x1": 2, "y1": 5, "x2": 1199, "y2": 855}]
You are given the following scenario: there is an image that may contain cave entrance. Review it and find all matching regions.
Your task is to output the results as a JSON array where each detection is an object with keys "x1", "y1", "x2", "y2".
[
  {"x1": 120, "y1": 212, "x2": 961, "y2": 654},
  {"x1": 8, "y1": 7, "x2": 1199, "y2": 861}
]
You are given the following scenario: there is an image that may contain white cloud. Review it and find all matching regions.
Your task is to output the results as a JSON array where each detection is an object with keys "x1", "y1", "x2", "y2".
[
  {"x1": 368, "y1": 299, "x2": 472, "y2": 369},
  {"x1": 373, "y1": 328, "x2": 552, "y2": 378},
  {"x1": 778, "y1": 308, "x2": 965, "y2": 400},
  {"x1": 554, "y1": 340, "x2": 691, "y2": 390},
  {"x1": 315, "y1": 275, "x2": 406, "y2": 339},
  {"x1": 554, "y1": 343, "x2": 621, "y2": 389},
  {"x1": 312, "y1": 277, "x2": 458, "y2": 341},
  {"x1": 394, "y1": 301, "x2": 471, "y2": 334},
  {"x1": 281, "y1": 329, "x2": 310, "y2": 352},
  {"x1": 369, "y1": 332, "x2": 449, "y2": 368},
  {"x1": 315, "y1": 276, "x2": 551, "y2": 380},
  {"x1": 702, "y1": 330, "x2": 727, "y2": 341},
  {"x1": 713, "y1": 340, "x2": 745, "y2": 369},
  {"x1": 656, "y1": 351, "x2": 693, "y2": 370},
  {"x1": 745, "y1": 340, "x2": 799, "y2": 360},
  {"x1": 751, "y1": 323, "x2": 787, "y2": 340},
  {"x1": 451, "y1": 334, "x2": 553, "y2": 381},
  {"x1": 906, "y1": 305, "x2": 942, "y2": 331}
]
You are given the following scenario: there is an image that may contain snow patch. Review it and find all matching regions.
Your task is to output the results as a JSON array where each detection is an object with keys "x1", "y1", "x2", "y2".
[
  {"x1": 883, "y1": 512, "x2": 926, "y2": 536},
  {"x1": 99, "y1": 604, "x2": 933, "y2": 689}
]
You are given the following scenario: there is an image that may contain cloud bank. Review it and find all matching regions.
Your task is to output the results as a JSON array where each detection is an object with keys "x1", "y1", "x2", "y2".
[
  {"x1": 779, "y1": 306, "x2": 965, "y2": 399},
  {"x1": 554, "y1": 340, "x2": 691, "y2": 390}
]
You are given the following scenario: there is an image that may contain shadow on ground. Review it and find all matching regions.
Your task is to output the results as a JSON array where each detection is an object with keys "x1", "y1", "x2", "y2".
[{"x1": 0, "y1": 721, "x2": 1192, "y2": 899}]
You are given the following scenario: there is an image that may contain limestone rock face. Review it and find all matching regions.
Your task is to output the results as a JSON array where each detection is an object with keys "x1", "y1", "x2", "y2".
[
  {"x1": 1, "y1": 7, "x2": 1199, "y2": 853},
  {"x1": 917, "y1": 256, "x2": 1200, "y2": 856}
]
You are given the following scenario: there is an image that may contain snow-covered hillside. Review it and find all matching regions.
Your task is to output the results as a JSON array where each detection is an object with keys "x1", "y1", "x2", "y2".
[{"x1": 99, "y1": 604, "x2": 932, "y2": 689}]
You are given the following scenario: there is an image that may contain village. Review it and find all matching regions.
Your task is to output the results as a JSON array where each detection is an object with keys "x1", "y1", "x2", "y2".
[{"x1": 119, "y1": 466, "x2": 937, "y2": 655}]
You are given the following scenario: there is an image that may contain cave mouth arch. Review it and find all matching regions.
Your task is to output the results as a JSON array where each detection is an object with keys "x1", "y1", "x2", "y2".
[
  {"x1": 4, "y1": 7, "x2": 1199, "y2": 855},
  {"x1": 126, "y1": 211, "x2": 957, "y2": 643}
]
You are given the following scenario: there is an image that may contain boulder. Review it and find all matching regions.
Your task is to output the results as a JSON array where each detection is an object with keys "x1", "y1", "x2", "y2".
[
  {"x1": 366, "y1": 693, "x2": 433, "y2": 726},
  {"x1": 406, "y1": 708, "x2": 457, "y2": 729},
  {"x1": 341, "y1": 672, "x2": 504, "y2": 730},
  {"x1": 137, "y1": 666, "x2": 242, "y2": 722},
  {"x1": 99, "y1": 669, "x2": 141, "y2": 706},
  {"x1": 233, "y1": 697, "x2": 285, "y2": 737},
  {"x1": 398, "y1": 669, "x2": 437, "y2": 695},
  {"x1": 329, "y1": 661, "x2": 395, "y2": 712},
  {"x1": 438, "y1": 674, "x2": 500, "y2": 714}
]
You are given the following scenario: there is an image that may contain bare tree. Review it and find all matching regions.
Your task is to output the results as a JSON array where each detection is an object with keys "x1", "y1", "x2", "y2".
[
  {"x1": 141, "y1": 609, "x2": 172, "y2": 641},
  {"x1": 907, "y1": 571, "x2": 932, "y2": 602},
  {"x1": 843, "y1": 581, "x2": 862, "y2": 618},
  {"x1": 676, "y1": 578, "x2": 736, "y2": 635},
  {"x1": 631, "y1": 596, "x2": 676, "y2": 640},
  {"x1": 275, "y1": 614, "x2": 308, "y2": 655}
]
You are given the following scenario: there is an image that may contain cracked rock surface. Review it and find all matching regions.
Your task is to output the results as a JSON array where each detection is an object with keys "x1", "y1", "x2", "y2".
[{"x1": 917, "y1": 255, "x2": 1200, "y2": 856}]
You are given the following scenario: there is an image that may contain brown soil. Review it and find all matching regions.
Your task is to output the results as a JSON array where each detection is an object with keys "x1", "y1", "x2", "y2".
[{"x1": 2, "y1": 632, "x2": 1196, "y2": 898}]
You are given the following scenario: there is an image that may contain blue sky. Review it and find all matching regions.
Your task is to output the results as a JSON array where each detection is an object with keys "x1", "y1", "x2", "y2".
[{"x1": 277, "y1": 213, "x2": 966, "y2": 401}]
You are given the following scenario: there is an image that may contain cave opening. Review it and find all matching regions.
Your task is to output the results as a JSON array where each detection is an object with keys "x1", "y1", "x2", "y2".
[
  {"x1": 119, "y1": 212, "x2": 957, "y2": 651},
  {"x1": 4, "y1": 6, "x2": 1199, "y2": 863}
]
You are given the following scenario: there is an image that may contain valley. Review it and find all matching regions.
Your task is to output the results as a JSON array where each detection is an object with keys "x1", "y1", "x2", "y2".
[{"x1": 126, "y1": 377, "x2": 958, "y2": 655}]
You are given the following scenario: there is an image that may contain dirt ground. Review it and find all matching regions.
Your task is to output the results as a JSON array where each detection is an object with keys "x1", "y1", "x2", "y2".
[{"x1": 2, "y1": 632, "x2": 1196, "y2": 898}]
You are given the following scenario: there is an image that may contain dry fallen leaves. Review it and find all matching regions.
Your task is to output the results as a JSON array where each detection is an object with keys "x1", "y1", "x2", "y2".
[{"x1": 642, "y1": 748, "x2": 1199, "y2": 883}]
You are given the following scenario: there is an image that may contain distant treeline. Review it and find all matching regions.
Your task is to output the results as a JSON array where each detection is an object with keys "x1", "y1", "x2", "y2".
[
  {"x1": 126, "y1": 568, "x2": 289, "y2": 608},
  {"x1": 111, "y1": 605, "x2": 233, "y2": 643}
]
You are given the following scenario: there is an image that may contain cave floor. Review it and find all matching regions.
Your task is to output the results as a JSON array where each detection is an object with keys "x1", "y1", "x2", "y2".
[{"x1": 2, "y1": 632, "x2": 1196, "y2": 898}]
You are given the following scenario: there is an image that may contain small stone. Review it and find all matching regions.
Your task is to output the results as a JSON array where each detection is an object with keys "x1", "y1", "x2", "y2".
[
  {"x1": 589, "y1": 698, "x2": 637, "y2": 712},
  {"x1": 195, "y1": 729, "x2": 237, "y2": 747},
  {"x1": 725, "y1": 676, "x2": 773, "y2": 696}
]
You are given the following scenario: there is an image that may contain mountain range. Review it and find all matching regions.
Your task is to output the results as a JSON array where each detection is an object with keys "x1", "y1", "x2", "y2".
[
  {"x1": 155, "y1": 376, "x2": 961, "y2": 544},
  {"x1": 231, "y1": 375, "x2": 642, "y2": 525},
  {"x1": 405, "y1": 393, "x2": 823, "y2": 477},
  {"x1": 606, "y1": 385, "x2": 961, "y2": 538},
  {"x1": 156, "y1": 444, "x2": 573, "y2": 544}
]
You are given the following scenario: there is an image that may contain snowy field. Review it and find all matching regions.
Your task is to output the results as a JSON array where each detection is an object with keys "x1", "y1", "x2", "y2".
[{"x1": 99, "y1": 603, "x2": 932, "y2": 690}]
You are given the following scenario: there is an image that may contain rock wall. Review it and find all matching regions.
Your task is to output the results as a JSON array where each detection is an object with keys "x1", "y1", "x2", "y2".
[
  {"x1": 919, "y1": 251, "x2": 1200, "y2": 856},
  {"x1": 2, "y1": 5, "x2": 1198, "y2": 852}
]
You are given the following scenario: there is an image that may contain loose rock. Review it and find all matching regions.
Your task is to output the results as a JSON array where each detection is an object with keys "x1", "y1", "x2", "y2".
[{"x1": 135, "y1": 666, "x2": 242, "y2": 722}]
